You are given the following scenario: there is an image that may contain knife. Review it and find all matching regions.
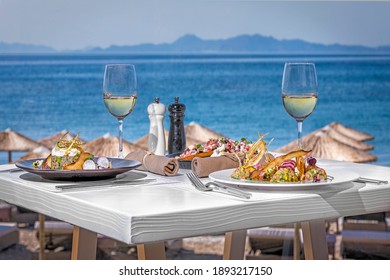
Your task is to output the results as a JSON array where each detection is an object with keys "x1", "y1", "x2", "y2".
[
  {"x1": 55, "y1": 179, "x2": 157, "y2": 190},
  {"x1": 55, "y1": 179, "x2": 184, "y2": 191},
  {"x1": 0, "y1": 168, "x2": 23, "y2": 173},
  {"x1": 355, "y1": 177, "x2": 388, "y2": 185}
]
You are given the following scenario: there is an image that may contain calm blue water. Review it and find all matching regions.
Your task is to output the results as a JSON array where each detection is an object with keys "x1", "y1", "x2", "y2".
[{"x1": 1, "y1": 54, "x2": 390, "y2": 166}]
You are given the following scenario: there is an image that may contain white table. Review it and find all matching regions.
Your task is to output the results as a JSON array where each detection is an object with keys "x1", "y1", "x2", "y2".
[{"x1": 0, "y1": 159, "x2": 389, "y2": 260}]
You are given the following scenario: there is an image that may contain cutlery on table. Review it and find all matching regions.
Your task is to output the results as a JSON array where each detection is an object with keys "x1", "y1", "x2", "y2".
[
  {"x1": 0, "y1": 168, "x2": 23, "y2": 173},
  {"x1": 186, "y1": 172, "x2": 252, "y2": 199},
  {"x1": 354, "y1": 177, "x2": 388, "y2": 185},
  {"x1": 328, "y1": 175, "x2": 388, "y2": 185},
  {"x1": 55, "y1": 179, "x2": 157, "y2": 190}
]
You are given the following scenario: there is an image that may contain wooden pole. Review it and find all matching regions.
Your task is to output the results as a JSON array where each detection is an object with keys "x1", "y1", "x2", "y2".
[
  {"x1": 293, "y1": 222, "x2": 301, "y2": 260},
  {"x1": 38, "y1": 213, "x2": 45, "y2": 260},
  {"x1": 71, "y1": 226, "x2": 97, "y2": 260},
  {"x1": 301, "y1": 220, "x2": 329, "y2": 260},
  {"x1": 137, "y1": 242, "x2": 166, "y2": 260},
  {"x1": 223, "y1": 230, "x2": 247, "y2": 260}
]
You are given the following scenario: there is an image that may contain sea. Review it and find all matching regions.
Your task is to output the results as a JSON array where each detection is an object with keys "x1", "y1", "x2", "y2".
[{"x1": 0, "y1": 53, "x2": 390, "y2": 166}]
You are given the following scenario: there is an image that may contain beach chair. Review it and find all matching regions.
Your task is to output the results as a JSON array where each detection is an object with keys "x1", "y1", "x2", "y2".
[
  {"x1": 246, "y1": 225, "x2": 301, "y2": 259},
  {"x1": 246, "y1": 222, "x2": 337, "y2": 260},
  {"x1": 341, "y1": 212, "x2": 390, "y2": 259},
  {"x1": 33, "y1": 217, "x2": 73, "y2": 260},
  {"x1": 0, "y1": 222, "x2": 19, "y2": 252}
]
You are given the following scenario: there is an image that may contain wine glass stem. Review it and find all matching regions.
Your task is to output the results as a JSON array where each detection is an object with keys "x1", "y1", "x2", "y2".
[
  {"x1": 118, "y1": 119, "x2": 124, "y2": 159},
  {"x1": 297, "y1": 121, "x2": 303, "y2": 149}
]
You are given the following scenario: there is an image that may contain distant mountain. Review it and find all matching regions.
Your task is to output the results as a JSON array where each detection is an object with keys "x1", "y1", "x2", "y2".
[
  {"x1": 88, "y1": 34, "x2": 390, "y2": 54},
  {"x1": 1, "y1": 34, "x2": 390, "y2": 54},
  {"x1": 0, "y1": 42, "x2": 55, "y2": 53}
]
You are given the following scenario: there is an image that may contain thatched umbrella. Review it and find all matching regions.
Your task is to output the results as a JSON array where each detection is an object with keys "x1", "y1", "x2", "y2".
[
  {"x1": 14, "y1": 146, "x2": 51, "y2": 162},
  {"x1": 134, "y1": 121, "x2": 226, "y2": 152},
  {"x1": 134, "y1": 131, "x2": 169, "y2": 151},
  {"x1": 0, "y1": 128, "x2": 41, "y2": 163},
  {"x1": 326, "y1": 128, "x2": 373, "y2": 151},
  {"x1": 276, "y1": 125, "x2": 374, "y2": 153},
  {"x1": 83, "y1": 133, "x2": 144, "y2": 158},
  {"x1": 39, "y1": 130, "x2": 85, "y2": 149},
  {"x1": 329, "y1": 122, "x2": 374, "y2": 142},
  {"x1": 275, "y1": 123, "x2": 377, "y2": 163},
  {"x1": 184, "y1": 121, "x2": 225, "y2": 145},
  {"x1": 308, "y1": 132, "x2": 377, "y2": 163}
]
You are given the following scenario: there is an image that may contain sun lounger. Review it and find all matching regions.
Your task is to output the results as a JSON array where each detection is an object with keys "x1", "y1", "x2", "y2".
[
  {"x1": 34, "y1": 221, "x2": 74, "y2": 236},
  {"x1": 0, "y1": 222, "x2": 19, "y2": 252},
  {"x1": 247, "y1": 226, "x2": 336, "y2": 259},
  {"x1": 341, "y1": 213, "x2": 390, "y2": 259}
]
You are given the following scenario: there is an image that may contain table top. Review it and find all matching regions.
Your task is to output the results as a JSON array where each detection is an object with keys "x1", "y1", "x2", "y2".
[{"x1": 0, "y1": 159, "x2": 389, "y2": 245}]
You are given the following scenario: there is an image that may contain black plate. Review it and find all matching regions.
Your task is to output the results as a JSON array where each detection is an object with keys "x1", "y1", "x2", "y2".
[{"x1": 15, "y1": 158, "x2": 141, "y2": 181}]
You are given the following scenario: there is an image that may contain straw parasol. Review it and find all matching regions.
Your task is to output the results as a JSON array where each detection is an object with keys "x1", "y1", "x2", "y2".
[
  {"x1": 14, "y1": 146, "x2": 51, "y2": 163},
  {"x1": 275, "y1": 123, "x2": 377, "y2": 163},
  {"x1": 0, "y1": 128, "x2": 41, "y2": 163},
  {"x1": 134, "y1": 121, "x2": 225, "y2": 151},
  {"x1": 329, "y1": 122, "x2": 374, "y2": 142},
  {"x1": 326, "y1": 128, "x2": 373, "y2": 151},
  {"x1": 38, "y1": 130, "x2": 85, "y2": 149},
  {"x1": 184, "y1": 121, "x2": 225, "y2": 146},
  {"x1": 276, "y1": 125, "x2": 374, "y2": 153},
  {"x1": 83, "y1": 133, "x2": 144, "y2": 158},
  {"x1": 134, "y1": 131, "x2": 169, "y2": 151},
  {"x1": 308, "y1": 131, "x2": 376, "y2": 163}
]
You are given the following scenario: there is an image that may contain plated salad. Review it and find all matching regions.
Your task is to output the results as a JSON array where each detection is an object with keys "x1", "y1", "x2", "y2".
[
  {"x1": 231, "y1": 134, "x2": 327, "y2": 183},
  {"x1": 178, "y1": 137, "x2": 252, "y2": 161},
  {"x1": 32, "y1": 133, "x2": 111, "y2": 171}
]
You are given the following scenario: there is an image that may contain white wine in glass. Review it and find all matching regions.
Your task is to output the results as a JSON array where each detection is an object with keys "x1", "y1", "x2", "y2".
[
  {"x1": 282, "y1": 62, "x2": 318, "y2": 149},
  {"x1": 103, "y1": 64, "x2": 138, "y2": 159}
]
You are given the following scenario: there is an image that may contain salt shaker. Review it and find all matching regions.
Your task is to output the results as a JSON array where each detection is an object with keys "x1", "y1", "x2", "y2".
[
  {"x1": 147, "y1": 97, "x2": 166, "y2": 156},
  {"x1": 168, "y1": 97, "x2": 186, "y2": 155}
]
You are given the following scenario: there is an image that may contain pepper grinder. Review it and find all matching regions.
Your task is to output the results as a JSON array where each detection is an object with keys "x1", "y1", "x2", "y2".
[
  {"x1": 168, "y1": 97, "x2": 186, "y2": 155},
  {"x1": 147, "y1": 97, "x2": 166, "y2": 156}
]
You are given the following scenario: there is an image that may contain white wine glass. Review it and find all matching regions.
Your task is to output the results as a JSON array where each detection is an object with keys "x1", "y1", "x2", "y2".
[
  {"x1": 282, "y1": 62, "x2": 318, "y2": 149},
  {"x1": 103, "y1": 64, "x2": 138, "y2": 158}
]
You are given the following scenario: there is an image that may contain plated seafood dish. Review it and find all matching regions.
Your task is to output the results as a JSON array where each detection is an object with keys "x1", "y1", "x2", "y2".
[
  {"x1": 231, "y1": 134, "x2": 327, "y2": 183},
  {"x1": 178, "y1": 137, "x2": 252, "y2": 161},
  {"x1": 32, "y1": 133, "x2": 111, "y2": 171}
]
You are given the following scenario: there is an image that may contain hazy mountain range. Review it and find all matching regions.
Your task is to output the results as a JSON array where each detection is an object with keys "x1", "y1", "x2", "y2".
[{"x1": 1, "y1": 34, "x2": 390, "y2": 54}]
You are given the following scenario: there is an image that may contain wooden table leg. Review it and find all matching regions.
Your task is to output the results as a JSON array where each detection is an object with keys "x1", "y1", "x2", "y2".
[
  {"x1": 137, "y1": 242, "x2": 166, "y2": 260},
  {"x1": 301, "y1": 220, "x2": 329, "y2": 260},
  {"x1": 38, "y1": 213, "x2": 45, "y2": 260},
  {"x1": 223, "y1": 230, "x2": 247, "y2": 260},
  {"x1": 293, "y1": 222, "x2": 301, "y2": 260},
  {"x1": 71, "y1": 226, "x2": 97, "y2": 260}
]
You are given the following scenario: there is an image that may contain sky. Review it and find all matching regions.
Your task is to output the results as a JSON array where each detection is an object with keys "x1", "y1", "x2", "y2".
[{"x1": 0, "y1": 0, "x2": 389, "y2": 51}]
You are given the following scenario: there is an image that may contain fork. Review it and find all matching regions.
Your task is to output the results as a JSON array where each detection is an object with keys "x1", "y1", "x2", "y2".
[{"x1": 186, "y1": 172, "x2": 252, "y2": 199}]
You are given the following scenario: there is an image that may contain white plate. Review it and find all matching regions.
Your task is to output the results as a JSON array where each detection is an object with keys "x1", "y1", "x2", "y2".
[{"x1": 209, "y1": 168, "x2": 360, "y2": 190}]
